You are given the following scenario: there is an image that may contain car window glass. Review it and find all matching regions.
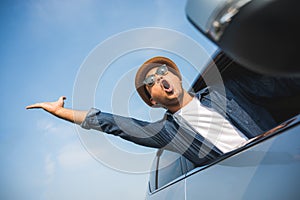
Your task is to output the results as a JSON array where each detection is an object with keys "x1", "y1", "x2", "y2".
[
  {"x1": 185, "y1": 157, "x2": 196, "y2": 172},
  {"x1": 157, "y1": 150, "x2": 183, "y2": 189}
]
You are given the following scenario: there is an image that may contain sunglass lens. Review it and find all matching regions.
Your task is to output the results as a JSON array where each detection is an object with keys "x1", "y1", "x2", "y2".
[
  {"x1": 144, "y1": 75, "x2": 155, "y2": 86},
  {"x1": 156, "y1": 64, "x2": 168, "y2": 75}
]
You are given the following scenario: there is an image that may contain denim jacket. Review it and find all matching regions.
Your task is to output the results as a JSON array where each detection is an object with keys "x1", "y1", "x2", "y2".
[{"x1": 81, "y1": 87, "x2": 274, "y2": 166}]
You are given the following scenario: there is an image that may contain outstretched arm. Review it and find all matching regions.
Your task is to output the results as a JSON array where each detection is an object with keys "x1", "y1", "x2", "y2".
[{"x1": 26, "y1": 96, "x2": 88, "y2": 125}]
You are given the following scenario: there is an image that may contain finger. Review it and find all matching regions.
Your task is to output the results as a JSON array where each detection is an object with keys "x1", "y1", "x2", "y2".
[
  {"x1": 26, "y1": 103, "x2": 42, "y2": 109},
  {"x1": 58, "y1": 96, "x2": 67, "y2": 102}
]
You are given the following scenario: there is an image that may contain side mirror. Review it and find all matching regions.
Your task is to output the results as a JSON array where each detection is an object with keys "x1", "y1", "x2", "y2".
[{"x1": 186, "y1": 0, "x2": 300, "y2": 76}]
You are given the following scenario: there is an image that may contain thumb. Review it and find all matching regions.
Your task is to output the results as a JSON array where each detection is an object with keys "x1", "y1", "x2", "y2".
[
  {"x1": 58, "y1": 96, "x2": 67, "y2": 107},
  {"x1": 58, "y1": 96, "x2": 67, "y2": 102}
]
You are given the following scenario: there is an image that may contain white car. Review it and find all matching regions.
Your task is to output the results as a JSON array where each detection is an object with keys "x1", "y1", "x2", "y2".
[
  {"x1": 146, "y1": 1, "x2": 300, "y2": 199},
  {"x1": 145, "y1": 50, "x2": 300, "y2": 200}
]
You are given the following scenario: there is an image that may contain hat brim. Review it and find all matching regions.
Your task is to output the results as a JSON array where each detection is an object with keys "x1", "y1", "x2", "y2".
[{"x1": 135, "y1": 56, "x2": 181, "y2": 107}]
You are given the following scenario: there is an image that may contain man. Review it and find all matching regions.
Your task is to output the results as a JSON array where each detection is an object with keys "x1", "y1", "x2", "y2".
[{"x1": 26, "y1": 56, "x2": 262, "y2": 166}]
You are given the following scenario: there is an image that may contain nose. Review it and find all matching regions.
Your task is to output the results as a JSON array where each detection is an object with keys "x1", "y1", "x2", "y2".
[{"x1": 155, "y1": 74, "x2": 163, "y2": 84}]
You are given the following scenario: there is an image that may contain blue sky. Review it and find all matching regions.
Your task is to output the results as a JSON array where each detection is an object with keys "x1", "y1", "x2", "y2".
[{"x1": 0, "y1": 1, "x2": 217, "y2": 199}]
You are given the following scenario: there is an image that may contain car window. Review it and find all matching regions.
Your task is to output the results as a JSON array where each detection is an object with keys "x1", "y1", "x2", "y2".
[
  {"x1": 184, "y1": 156, "x2": 197, "y2": 172},
  {"x1": 148, "y1": 150, "x2": 185, "y2": 192},
  {"x1": 157, "y1": 150, "x2": 183, "y2": 189}
]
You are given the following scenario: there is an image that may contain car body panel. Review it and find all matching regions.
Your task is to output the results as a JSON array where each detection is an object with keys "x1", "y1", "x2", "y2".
[{"x1": 186, "y1": 119, "x2": 300, "y2": 200}]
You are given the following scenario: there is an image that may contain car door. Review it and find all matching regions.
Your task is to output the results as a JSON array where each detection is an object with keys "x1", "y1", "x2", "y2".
[{"x1": 185, "y1": 118, "x2": 300, "y2": 199}]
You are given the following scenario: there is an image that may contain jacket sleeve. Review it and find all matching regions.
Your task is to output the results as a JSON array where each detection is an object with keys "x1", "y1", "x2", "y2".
[
  {"x1": 80, "y1": 108, "x2": 169, "y2": 149},
  {"x1": 81, "y1": 108, "x2": 223, "y2": 166}
]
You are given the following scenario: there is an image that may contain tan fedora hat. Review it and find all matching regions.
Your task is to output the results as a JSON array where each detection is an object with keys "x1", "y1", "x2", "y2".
[{"x1": 135, "y1": 56, "x2": 181, "y2": 107}]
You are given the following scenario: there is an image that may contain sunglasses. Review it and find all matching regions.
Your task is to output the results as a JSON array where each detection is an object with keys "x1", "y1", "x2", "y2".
[{"x1": 143, "y1": 64, "x2": 168, "y2": 87}]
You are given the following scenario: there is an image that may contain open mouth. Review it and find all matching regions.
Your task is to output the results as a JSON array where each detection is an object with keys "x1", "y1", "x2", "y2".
[{"x1": 161, "y1": 80, "x2": 173, "y2": 94}]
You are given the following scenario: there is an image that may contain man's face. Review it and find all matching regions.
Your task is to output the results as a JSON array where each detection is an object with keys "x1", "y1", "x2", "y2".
[{"x1": 145, "y1": 66, "x2": 183, "y2": 107}]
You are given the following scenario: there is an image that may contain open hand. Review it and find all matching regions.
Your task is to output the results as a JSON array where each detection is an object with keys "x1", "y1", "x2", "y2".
[{"x1": 26, "y1": 96, "x2": 66, "y2": 115}]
